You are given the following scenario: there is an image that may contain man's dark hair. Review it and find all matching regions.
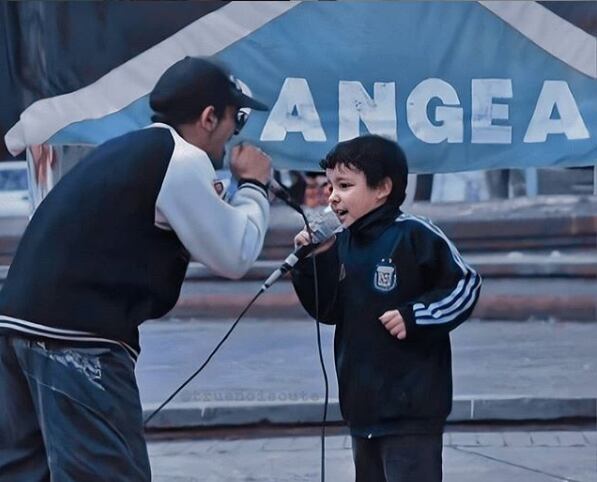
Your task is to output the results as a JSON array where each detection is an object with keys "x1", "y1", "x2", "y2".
[{"x1": 319, "y1": 135, "x2": 409, "y2": 206}]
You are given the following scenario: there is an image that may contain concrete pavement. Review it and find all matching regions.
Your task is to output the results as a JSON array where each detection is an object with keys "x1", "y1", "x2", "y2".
[
  {"x1": 138, "y1": 319, "x2": 597, "y2": 429},
  {"x1": 148, "y1": 429, "x2": 597, "y2": 482}
]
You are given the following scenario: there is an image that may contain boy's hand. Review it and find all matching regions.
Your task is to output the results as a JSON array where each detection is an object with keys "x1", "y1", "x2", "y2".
[
  {"x1": 379, "y1": 309, "x2": 407, "y2": 340},
  {"x1": 294, "y1": 229, "x2": 336, "y2": 256}
]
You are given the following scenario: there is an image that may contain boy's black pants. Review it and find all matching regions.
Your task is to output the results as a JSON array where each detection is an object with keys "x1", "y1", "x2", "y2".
[{"x1": 351, "y1": 433, "x2": 443, "y2": 482}]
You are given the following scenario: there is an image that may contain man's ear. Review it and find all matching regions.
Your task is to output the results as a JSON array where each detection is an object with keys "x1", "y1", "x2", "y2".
[
  {"x1": 377, "y1": 177, "x2": 393, "y2": 201},
  {"x1": 198, "y1": 105, "x2": 218, "y2": 133}
]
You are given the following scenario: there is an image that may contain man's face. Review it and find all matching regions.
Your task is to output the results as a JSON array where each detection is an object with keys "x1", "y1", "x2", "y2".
[
  {"x1": 205, "y1": 105, "x2": 238, "y2": 168},
  {"x1": 326, "y1": 164, "x2": 389, "y2": 227}
]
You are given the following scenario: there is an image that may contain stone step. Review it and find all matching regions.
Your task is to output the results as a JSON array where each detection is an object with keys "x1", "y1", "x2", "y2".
[
  {"x1": 182, "y1": 251, "x2": 597, "y2": 281},
  {"x1": 263, "y1": 195, "x2": 597, "y2": 257},
  {"x1": 2, "y1": 195, "x2": 596, "y2": 264},
  {"x1": 165, "y1": 276, "x2": 596, "y2": 322},
  {"x1": 3, "y1": 252, "x2": 595, "y2": 283},
  {"x1": 2, "y1": 253, "x2": 595, "y2": 321}
]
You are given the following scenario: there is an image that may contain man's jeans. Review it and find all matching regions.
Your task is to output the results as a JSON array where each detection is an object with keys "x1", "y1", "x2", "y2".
[
  {"x1": 0, "y1": 335, "x2": 151, "y2": 482},
  {"x1": 352, "y1": 433, "x2": 443, "y2": 482}
]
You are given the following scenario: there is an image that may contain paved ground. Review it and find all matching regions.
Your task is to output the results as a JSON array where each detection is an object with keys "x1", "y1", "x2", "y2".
[
  {"x1": 137, "y1": 319, "x2": 597, "y2": 428},
  {"x1": 148, "y1": 430, "x2": 597, "y2": 482}
]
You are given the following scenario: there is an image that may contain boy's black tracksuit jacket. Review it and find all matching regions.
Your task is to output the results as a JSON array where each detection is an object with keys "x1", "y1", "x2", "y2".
[{"x1": 291, "y1": 202, "x2": 481, "y2": 437}]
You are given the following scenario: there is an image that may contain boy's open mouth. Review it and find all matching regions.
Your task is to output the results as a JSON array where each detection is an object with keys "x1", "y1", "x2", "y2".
[{"x1": 334, "y1": 209, "x2": 348, "y2": 219}]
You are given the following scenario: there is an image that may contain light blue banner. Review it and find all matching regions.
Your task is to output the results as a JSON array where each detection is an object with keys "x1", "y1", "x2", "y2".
[{"x1": 48, "y1": 2, "x2": 596, "y2": 172}]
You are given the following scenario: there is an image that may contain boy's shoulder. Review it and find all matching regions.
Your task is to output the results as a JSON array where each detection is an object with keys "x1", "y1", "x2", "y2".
[
  {"x1": 393, "y1": 211, "x2": 439, "y2": 235},
  {"x1": 393, "y1": 212, "x2": 459, "y2": 250}
]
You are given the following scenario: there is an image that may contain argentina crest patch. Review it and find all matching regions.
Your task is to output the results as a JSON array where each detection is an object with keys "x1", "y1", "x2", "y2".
[{"x1": 374, "y1": 258, "x2": 397, "y2": 292}]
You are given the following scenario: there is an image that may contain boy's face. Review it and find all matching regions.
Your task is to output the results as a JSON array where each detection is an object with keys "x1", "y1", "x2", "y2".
[{"x1": 326, "y1": 164, "x2": 391, "y2": 227}]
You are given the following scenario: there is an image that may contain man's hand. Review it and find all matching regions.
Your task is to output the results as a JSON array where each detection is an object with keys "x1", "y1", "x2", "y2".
[
  {"x1": 230, "y1": 144, "x2": 271, "y2": 185},
  {"x1": 379, "y1": 309, "x2": 407, "y2": 340},
  {"x1": 294, "y1": 229, "x2": 336, "y2": 256}
]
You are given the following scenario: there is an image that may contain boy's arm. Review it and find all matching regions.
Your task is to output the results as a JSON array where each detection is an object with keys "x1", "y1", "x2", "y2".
[
  {"x1": 396, "y1": 220, "x2": 481, "y2": 339},
  {"x1": 291, "y1": 242, "x2": 341, "y2": 325}
]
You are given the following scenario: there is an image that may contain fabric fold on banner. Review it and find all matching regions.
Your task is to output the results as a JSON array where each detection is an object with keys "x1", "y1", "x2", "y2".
[
  {"x1": 480, "y1": 1, "x2": 596, "y2": 79},
  {"x1": 4, "y1": 1, "x2": 299, "y2": 156}
]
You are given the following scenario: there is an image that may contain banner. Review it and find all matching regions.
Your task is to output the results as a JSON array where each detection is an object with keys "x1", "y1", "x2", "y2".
[{"x1": 2, "y1": 1, "x2": 596, "y2": 172}]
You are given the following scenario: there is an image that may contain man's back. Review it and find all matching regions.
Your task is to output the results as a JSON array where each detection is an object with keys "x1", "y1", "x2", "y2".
[{"x1": 0, "y1": 127, "x2": 187, "y2": 353}]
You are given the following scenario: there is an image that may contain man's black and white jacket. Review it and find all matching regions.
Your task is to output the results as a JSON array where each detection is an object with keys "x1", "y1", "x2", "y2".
[
  {"x1": 0, "y1": 124, "x2": 269, "y2": 361},
  {"x1": 292, "y1": 202, "x2": 481, "y2": 437}
]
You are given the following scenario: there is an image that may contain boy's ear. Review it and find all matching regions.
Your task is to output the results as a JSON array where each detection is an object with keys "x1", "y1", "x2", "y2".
[
  {"x1": 198, "y1": 105, "x2": 218, "y2": 133},
  {"x1": 377, "y1": 177, "x2": 393, "y2": 201}
]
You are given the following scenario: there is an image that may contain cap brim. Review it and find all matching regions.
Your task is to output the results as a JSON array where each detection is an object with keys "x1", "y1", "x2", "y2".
[{"x1": 235, "y1": 92, "x2": 269, "y2": 111}]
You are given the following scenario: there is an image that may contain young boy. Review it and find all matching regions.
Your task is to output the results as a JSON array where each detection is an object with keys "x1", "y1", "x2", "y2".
[{"x1": 291, "y1": 135, "x2": 481, "y2": 482}]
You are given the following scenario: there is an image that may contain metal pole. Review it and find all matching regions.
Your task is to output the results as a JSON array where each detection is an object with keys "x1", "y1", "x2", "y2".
[{"x1": 525, "y1": 167, "x2": 538, "y2": 197}]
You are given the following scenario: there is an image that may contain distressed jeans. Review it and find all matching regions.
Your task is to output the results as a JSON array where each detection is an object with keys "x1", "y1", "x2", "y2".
[{"x1": 0, "y1": 335, "x2": 151, "y2": 482}]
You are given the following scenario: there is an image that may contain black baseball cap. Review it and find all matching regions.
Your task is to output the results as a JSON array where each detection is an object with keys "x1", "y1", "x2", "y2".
[{"x1": 149, "y1": 56, "x2": 268, "y2": 124}]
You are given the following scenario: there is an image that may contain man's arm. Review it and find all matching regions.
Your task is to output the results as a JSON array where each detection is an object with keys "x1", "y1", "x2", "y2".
[{"x1": 155, "y1": 143, "x2": 270, "y2": 279}]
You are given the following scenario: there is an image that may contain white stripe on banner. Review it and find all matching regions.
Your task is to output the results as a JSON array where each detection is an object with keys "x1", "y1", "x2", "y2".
[
  {"x1": 395, "y1": 214, "x2": 480, "y2": 325},
  {"x1": 5, "y1": 1, "x2": 301, "y2": 156},
  {"x1": 480, "y1": 1, "x2": 597, "y2": 79}
]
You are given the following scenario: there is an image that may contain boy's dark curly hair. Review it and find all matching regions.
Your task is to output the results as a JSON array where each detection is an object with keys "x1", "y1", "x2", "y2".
[{"x1": 320, "y1": 135, "x2": 409, "y2": 206}]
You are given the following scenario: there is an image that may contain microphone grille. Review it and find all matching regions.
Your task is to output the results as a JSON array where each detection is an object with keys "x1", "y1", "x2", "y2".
[{"x1": 306, "y1": 208, "x2": 342, "y2": 243}]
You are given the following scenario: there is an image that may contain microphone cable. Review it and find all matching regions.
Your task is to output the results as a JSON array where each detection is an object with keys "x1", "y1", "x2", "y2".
[
  {"x1": 268, "y1": 179, "x2": 330, "y2": 482},
  {"x1": 311, "y1": 236, "x2": 328, "y2": 482},
  {"x1": 143, "y1": 178, "x2": 331, "y2": 482},
  {"x1": 143, "y1": 288, "x2": 264, "y2": 426}
]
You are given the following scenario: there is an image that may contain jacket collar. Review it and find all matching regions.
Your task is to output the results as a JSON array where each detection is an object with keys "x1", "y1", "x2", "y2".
[{"x1": 348, "y1": 202, "x2": 402, "y2": 239}]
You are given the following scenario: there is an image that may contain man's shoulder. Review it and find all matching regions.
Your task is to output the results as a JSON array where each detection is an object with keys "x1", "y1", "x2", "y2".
[
  {"x1": 94, "y1": 128, "x2": 177, "y2": 174},
  {"x1": 101, "y1": 126, "x2": 174, "y2": 155},
  {"x1": 125, "y1": 125, "x2": 174, "y2": 147}
]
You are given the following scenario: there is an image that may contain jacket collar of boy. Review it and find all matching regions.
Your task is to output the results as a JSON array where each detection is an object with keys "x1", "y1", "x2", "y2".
[{"x1": 348, "y1": 202, "x2": 402, "y2": 239}]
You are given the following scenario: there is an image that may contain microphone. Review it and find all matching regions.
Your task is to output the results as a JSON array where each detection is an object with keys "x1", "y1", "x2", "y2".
[
  {"x1": 261, "y1": 208, "x2": 341, "y2": 290},
  {"x1": 268, "y1": 177, "x2": 303, "y2": 214}
]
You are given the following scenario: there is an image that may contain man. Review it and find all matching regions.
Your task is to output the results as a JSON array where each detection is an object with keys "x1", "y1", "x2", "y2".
[{"x1": 0, "y1": 56, "x2": 271, "y2": 481}]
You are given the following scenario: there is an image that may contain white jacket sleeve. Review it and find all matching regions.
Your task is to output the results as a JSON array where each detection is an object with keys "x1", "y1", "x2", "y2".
[{"x1": 154, "y1": 130, "x2": 269, "y2": 279}]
